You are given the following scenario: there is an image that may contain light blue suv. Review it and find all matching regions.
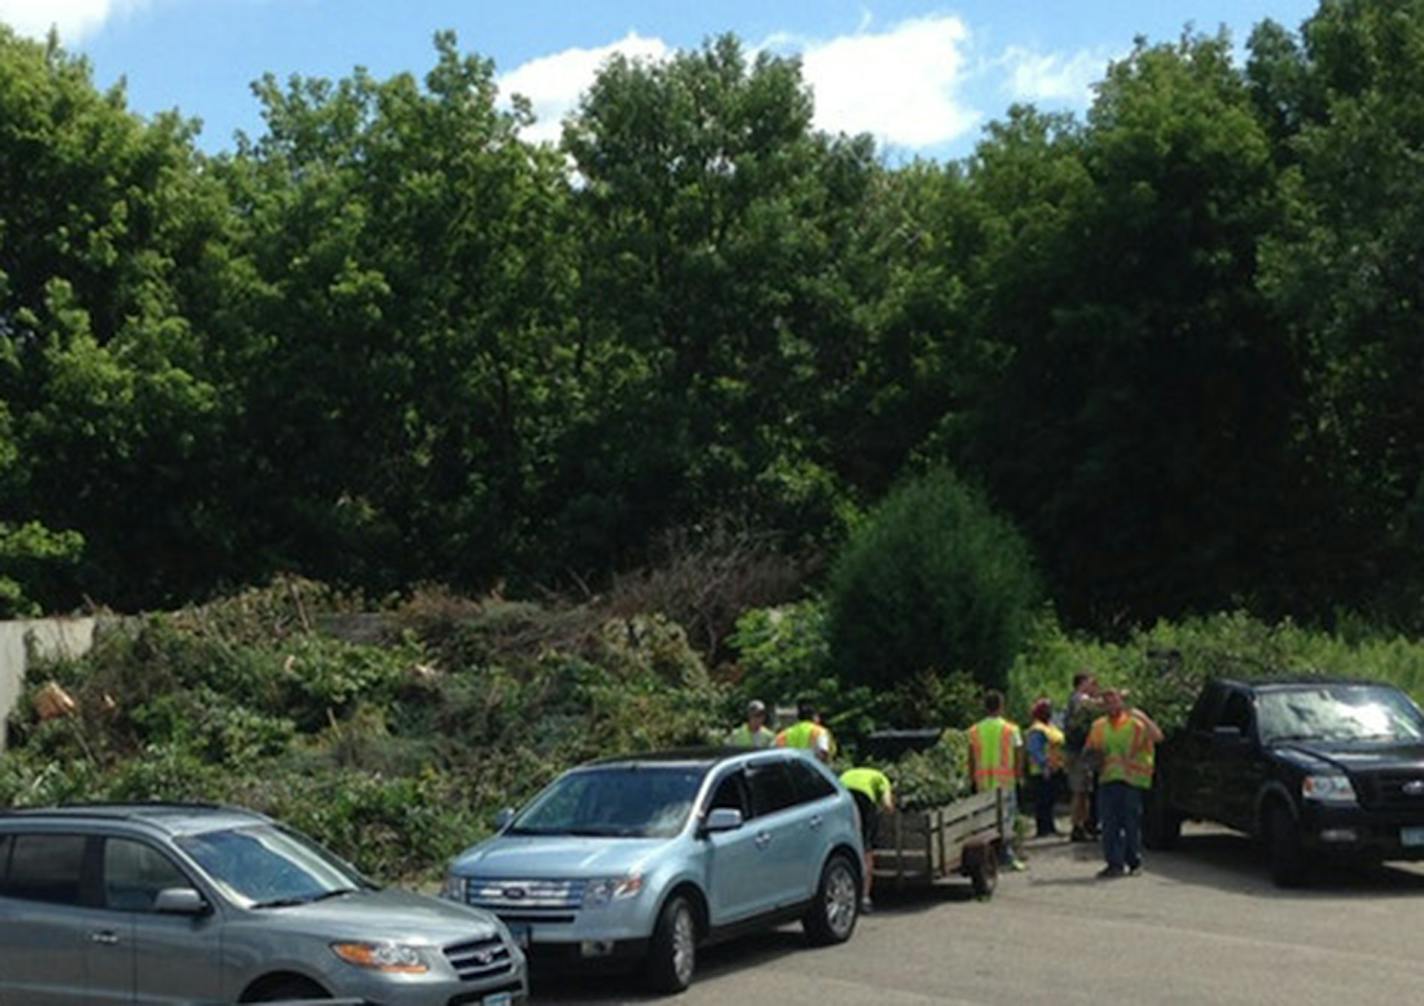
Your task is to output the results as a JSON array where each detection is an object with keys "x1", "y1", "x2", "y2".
[{"x1": 441, "y1": 748, "x2": 863, "y2": 993}]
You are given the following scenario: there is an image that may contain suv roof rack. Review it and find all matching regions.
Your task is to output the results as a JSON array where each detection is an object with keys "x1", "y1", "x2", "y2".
[{"x1": 0, "y1": 801, "x2": 263, "y2": 829}]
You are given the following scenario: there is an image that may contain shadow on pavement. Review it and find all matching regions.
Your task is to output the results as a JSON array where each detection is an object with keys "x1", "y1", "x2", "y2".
[
  {"x1": 533, "y1": 927, "x2": 808, "y2": 1003},
  {"x1": 1127, "y1": 828, "x2": 1424, "y2": 899}
]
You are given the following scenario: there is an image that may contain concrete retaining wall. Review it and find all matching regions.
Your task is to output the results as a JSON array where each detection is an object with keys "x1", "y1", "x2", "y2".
[{"x1": 0, "y1": 617, "x2": 98, "y2": 750}]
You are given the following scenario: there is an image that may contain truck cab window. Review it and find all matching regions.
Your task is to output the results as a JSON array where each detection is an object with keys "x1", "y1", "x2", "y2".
[{"x1": 1216, "y1": 692, "x2": 1253, "y2": 734}]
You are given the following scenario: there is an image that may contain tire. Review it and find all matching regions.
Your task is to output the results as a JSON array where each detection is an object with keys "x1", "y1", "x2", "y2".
[
  {"x1": 246, "y1": 977, "x2": 330, "y2": 1002},
  {"x1": 645, "y1": 893, "x2": 698, "y2": 994},
  {"x1": 1143, "y1": 789, "x2": 1182, "y2": 851},
  {"x1": 802, "y1": 852, "x2": 860, "y2": 947},
  {"x1": 1266, "y1": 802, "x2": 1307, "y2": 888},
  {"x1": 969, "y1": 844, "x2": 998, "y2": 899}
]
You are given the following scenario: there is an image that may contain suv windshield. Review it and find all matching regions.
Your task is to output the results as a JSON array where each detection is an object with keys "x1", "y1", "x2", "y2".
[
  {"x1": 176, "y1": 825, "x2": 369, "y2": 908},
  {"x1": 509, "y1": 766, "x2": 706, "y2": 838},
  {"x1": 1258, "y1": 685, "x2": 1424, "y2": 745}
]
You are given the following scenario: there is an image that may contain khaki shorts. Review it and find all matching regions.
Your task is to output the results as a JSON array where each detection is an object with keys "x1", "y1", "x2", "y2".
[{"x1": 1066, "y1": 752, "x2": 1093, "y2": 793}]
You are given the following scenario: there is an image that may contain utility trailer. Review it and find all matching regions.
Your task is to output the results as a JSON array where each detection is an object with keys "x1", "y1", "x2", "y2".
[{"x1": 872, "y1": 788, "x2": 1005, "y2": 898}]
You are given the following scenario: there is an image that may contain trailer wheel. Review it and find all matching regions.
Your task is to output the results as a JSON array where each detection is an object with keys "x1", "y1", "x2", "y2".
[{"x1": 968, "y1": 844, "x2": 998, "y2": 899}]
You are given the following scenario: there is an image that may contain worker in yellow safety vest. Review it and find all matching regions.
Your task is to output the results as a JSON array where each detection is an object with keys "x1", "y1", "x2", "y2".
[
  {"x1": 968, "y1": 690, "x2": 1025, "y2": 869},
  {"x1": 839, "y1": 766, "x2": 894, "y2": 912},
  {"x1": 1025, "y1": 698, "x2": 1066, "y2": 838},
  {"x1": 727, "y1": 699, "x2": 776, "y2": 748},
  {"x1": 1083, "y1": 688, "x2": 1164, "y2": 878},
  {"x1": 775, "y1": 700, "x2": 834, "y2": 763}
]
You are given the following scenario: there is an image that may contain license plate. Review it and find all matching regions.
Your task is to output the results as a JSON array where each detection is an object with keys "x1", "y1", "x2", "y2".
[
  {"x1": 483, "y1": 994, "x2": 513, "y2": 1006},
  {"x1": 1402, "y1": 827, "x2": 1424, "y2": 847},
  {"x1": 507, "y1": 922, "x2": 531, "y2": 949}
]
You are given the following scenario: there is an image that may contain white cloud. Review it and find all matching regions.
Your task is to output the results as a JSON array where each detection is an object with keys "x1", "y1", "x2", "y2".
[
  {"x1": 1001, "y1": 45, "x2": 1109, "y2": 107},
  {"x1": 794, "y1": 15, "x2": 979, "y2": 149},
  {"x1": 498, "y1": 31, "x2": 670, "y2": 145},
  {"x1": 499, "y1": 15, "x2": 979, "y2": 152},
  {"x1": 0, "y1": 0, "x2": 150, "y2": 41}
]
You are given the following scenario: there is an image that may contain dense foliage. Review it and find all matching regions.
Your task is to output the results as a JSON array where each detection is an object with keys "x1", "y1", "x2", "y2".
[
  {"x1": 826, "y1": 468, "x2": 1041, "y2": 693},
  {"x1": 5, "y1": 2, "x2": 1424, "y2": 632},
  {"x1": 1, "y1": 581, "x2": 729, "y2": 880}
]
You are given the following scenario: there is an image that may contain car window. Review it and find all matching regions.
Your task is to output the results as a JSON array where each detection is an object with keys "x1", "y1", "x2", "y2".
[
  {"x1": 1216, "y1": 691, "x2": 1253, "y2": 733},
  {"x1": 103, "y1": 838, "x2": 191, "y2": 913},
  {"x1": 785, "y1": 757, "x2": 837, "y2": 803},
  {"x1": 0, "y1": 835, "x2": 11, "y2": 884},
  {"x1": 0, "y1": 834, "x2": 87, "y2": 906},
  {"x1": 1189, "y1": 683, "x2": 1225, "y2": 732},
  {"x1": 706, "y1": 770, "x2": 749, "y2": 818},
  {"x1": 746, "y1": 760, "x2": 798, "y2": 817}
]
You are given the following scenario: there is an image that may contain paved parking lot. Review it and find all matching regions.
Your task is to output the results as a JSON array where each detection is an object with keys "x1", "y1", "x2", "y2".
[{"x1": 536, "y1": 824, "x2": 1424, "y2": 1005}]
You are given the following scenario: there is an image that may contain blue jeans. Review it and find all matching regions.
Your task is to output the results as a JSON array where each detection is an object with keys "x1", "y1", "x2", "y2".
[
  {"x1": 1098, "y1": 782, "x2": 1142, "y2": 871},
  {"x1": 997, "y1": 786, "x2": 1020, "y2": 865}
]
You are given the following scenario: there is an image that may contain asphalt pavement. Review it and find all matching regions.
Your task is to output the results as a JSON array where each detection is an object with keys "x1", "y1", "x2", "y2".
[{"x1": 534, "y1": 823, "x2": 1424, "y2": 1005}]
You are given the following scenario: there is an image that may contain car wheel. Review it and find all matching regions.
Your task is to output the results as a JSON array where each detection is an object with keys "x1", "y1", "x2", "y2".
[
  {"x1": 803, "y1": 852, "x2": 859, "y2": 946},
  {"x1": 1266, "y1": 802, "x2": 1307, "y2": 888},
  {"x1": 1143, "y1": 789, "x2": 1182, "y2": 851},
  {"x1": 645, "y1": 893, "x2": 698, "y2": 994},
  {"x1": 969, "y1": 844, "x2": 998, "y2": 899}
]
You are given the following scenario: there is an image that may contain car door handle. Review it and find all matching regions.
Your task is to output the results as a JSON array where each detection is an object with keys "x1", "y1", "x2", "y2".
[
  {"x1": 809, "y1": 815, "x2": 823, "y2": 829},
  {"x1": 90, "y1": 930, "x2": 120, "y2": 946},
  {"x1": 754, "y1": 831, "x2": 772, "y2": 849}
]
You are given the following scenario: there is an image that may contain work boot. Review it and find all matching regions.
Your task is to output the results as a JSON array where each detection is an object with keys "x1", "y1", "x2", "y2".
[
  {"x1": 1070, "y1": 826, "x2": 1089, "y2": 843},
  {"x1": 1096, "y1": 865, "x2": 1125, "y2": 879}
]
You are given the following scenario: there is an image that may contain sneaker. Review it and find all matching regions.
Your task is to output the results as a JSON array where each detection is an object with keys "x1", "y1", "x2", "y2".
[
  {"x1": 861, "y1": 898, "x2": 874, "y2": 914},
  {"x1": 1007, "y1": 860, "x2": 1029, "y2": 872},
  {"x1": 1127, "y1": 864, "x2": 1143, "y2": 877},
  {"x1": 1070, "y1": 826, "x2": 1090, "y2": 843},
  {"x1": 1096, "y1": 866, "x2": 1125, "y2": 879}
]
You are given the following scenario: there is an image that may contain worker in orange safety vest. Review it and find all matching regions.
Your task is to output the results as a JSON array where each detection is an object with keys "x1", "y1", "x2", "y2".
[
  {"x1": 968, "y1": 690, "x2": 1026, "y2": 870},
  {"x1": 1084, "y1": 688, "x2": 1164, "y2": 878}
]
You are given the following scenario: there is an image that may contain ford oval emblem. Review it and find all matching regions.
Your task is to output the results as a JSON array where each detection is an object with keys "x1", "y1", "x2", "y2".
[
  {"x1": 1404, "y1": 780, "x2": 1424, "y2": 797},
  {"x1": 503, "y1": 886, "x2": 527, "y2": 900}
]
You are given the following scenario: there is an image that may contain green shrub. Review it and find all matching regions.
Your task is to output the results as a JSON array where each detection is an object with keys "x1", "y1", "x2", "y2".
[
  {"x1": 826, "y1": 467, "x2": 1041, "y2": 694},
  {"x1": 1008, "y1": 611, "x2": 1424, "y2": 734}
]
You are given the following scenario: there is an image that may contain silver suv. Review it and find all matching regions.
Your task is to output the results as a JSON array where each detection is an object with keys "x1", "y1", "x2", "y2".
[
  {"x1": 0, "y1": 803, "x2": 527, "y2": 1005},
  {"x1": 442, "y1": 748, "x2": 864, "y2": 993}
]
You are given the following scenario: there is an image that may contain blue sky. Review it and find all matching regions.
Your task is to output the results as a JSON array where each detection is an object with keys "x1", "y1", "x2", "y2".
[{"x1": 2, "y1": 0, "x2": 1321, "y2": 158}]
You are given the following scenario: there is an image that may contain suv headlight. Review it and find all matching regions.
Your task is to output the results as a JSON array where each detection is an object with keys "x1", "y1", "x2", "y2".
[
  {"x1": 1302, "y1": 774, "x2": 1357, "y2": 804},
  {"x1": 441, "y1": 873, "x2": 467, "y2": 902},
  {"x1": 331, "y1": 941, "x2": 429, "y2": 974},
  {"x1": 584, "y1": 873, "x2": 644, "y2": 908}
]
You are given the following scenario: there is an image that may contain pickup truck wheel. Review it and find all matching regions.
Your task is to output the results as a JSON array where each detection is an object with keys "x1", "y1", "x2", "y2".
[
  {"x1": 1143, "y1": 790, "x2": 1182, "y2": 851},
  {"x1": 1266, "y1": 803, "x2": 1308, "y2": 888},
  {"x1": 645, "y1": 894, "x2": 697, "y2": 994},
  {"x1": 803, "y1": 852, "x2": 859, "y2": 946},
  {"x1": 969, "y1": 844, "x2": 998, "y2": 899}
]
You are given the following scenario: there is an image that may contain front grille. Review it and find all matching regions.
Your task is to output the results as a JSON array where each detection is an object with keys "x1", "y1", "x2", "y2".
[
  {"x1": 1358, "y1": 772, "x2": 1424, "y2": 811},
  {"x1": 466, "y1": 878, "x2": 586, "y2": 921},
  {"x1": 444, "y1": 935, "x2": 515, "y2": 982}
]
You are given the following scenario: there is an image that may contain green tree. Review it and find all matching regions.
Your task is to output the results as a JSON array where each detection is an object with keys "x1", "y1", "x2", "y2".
[
  {"x1": 825, "y1": 468, "x2": 1041, "y2": 693},
  {"x1": 953, "y1": 33, "x2": 1303, "y2": 627},
  {"x1": 0, "y1": 26, "x2": 236, "y2": 610},
  {"x1": 1251, "y1": 1, "x2": 1424, "y2": 617}
]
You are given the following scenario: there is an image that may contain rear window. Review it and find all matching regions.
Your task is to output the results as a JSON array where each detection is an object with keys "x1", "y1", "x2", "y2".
[
  {"x1": 0, "y1": 834, "x2": 87, "y2": 906},
  {"x1": 746, "y1": 761, "x2": 798, "y2": 817},
  {"x1": 786, "y1": 758, "x2": 837, "y2": 803}
]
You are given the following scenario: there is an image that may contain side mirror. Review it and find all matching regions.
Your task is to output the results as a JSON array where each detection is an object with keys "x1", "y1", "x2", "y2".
[
  {"x1": 704, "y1": 808, "x2": 744, "y2": 834},
  {"x1": 153, "y1": 887, "x2": 209, "y2": 916},
  {"x1": 493, "y1": 808, "x2": 516, "y2": 831}
]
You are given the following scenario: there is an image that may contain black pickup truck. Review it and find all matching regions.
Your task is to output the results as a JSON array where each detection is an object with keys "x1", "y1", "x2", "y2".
[{"x1": 1146, "y1": 677, "x2": 1424, "y2": 885}]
